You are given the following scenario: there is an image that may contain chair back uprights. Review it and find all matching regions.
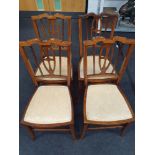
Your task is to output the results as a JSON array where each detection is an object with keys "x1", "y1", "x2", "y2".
[
  {"x1": 19, "y1": 38, "x2": 71, "y2": 87},
  {"x1": 31, "y1": 13, "x2": 71, "y2": 41},
  {"x1": 78, "y1": 12, "x2": 118, "y2": 58},
  {"x1": 83, "y1": 36, "x2": 135, "y2": 86}
]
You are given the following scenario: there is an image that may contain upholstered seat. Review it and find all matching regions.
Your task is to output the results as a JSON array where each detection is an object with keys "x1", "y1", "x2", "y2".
[
  {"x1": 24, "y1": 86, "x2": 72, "y2": 124},
  {"x1": 86, "y1": 84, "x2": 133, "y2": 122},
  {"x1": 35, "y1": 56, "x2": 72, "y2": 81},
  {"x1": 79, "y1": 56, "x2": 116, "y2": 79}
]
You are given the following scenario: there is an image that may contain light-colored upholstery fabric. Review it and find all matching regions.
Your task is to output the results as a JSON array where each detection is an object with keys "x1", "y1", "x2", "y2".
[
  {"x1": 80, "y1": 56, "x2": 115, "y2": 79},
  {"x1": 86, "y1": 84, "x2": 133, "y2": 122},
  {"x1": 24, "y1": 86, "x2": 72, "y2": 124},
  {"x1": 35, "y1": 56, "x2": 72, "y2": 81}
]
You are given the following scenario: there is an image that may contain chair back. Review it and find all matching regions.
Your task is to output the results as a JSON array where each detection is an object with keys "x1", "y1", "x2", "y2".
[
  {"x1": 31, "y1": 13, "x2": 71, "y2": 41},
  {"x1": 78, "y1": 12, "x2": 118, "y2": 58},
  {"x1": 83, "y1": 36, "x2": 135, "y2": 86},
  {"x1": 19, "y1": 38, "x2": 71, "y2": 86}
]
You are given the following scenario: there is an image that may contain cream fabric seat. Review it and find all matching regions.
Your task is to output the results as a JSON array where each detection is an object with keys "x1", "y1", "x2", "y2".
[
  {"x1": 24, "y1": 86, "x2": 72, "y2": 124},
  {"x1": 86, "y1": 84, "x2": 133, "y2": 122},
  {"x1": 35, "y1": 56, "x2": 72, "y2": 81},
  {"x1": 80, "y1": 56, "x2": 116, "y2": 79}
]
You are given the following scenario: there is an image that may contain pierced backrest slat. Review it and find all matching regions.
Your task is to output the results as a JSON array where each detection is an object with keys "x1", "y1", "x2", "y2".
[
  {"x1": 78, "y1": 12, "x2": 118, "y2": 58},
  {"x1": 47, "y1": 20, "x2": 51, "y2": 36},
  {"x1": 40, "y1": 19, "x2": 48, "y2": 39},
  {"x1": 100, "y1": 13, "x2": 118, "y2": 38},
  {"x1": 57, "y1": 24, "x2": 61, "y2": 40},
  {"x1": 19, "y1": 38, "x2": 72, "y2": 86},
  {"x1": 107, "y1": 45, "x2": 114, "y2": 72},
  {"x1": 31, "y1": 13, "x2": 71, "y2": 41},
  {"x1": 40, "y1": 45, "x2": 53, "y2": 76},
  {"x1": 83, "y1": 36, "x2": 135, "y2": 86},
  {"x1": 101, "y1": 45, "x2": 111, "y2": 74},
  {"x1": 62, "y1": 19, "x2": 64, "y2": 40},
  {"x1": 91, "y1": 16, "x2": 101, "y2": 37},
  {"x1": 46, "y1": 46, "x2": 53, "y2": 75},
  {"x1": 50, "y1": 18, "x2": 56, "y2": 38},
  {"x1": 30, "y1": 46, "x2": 43, "y2": 76},
  {"x1": 112, "y1": 43, "x2": 123, "y2": 73}
]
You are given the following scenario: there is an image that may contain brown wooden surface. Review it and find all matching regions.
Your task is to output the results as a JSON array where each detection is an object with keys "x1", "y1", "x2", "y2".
[{"x1": 19, "y1": 0, "x2": 38, "y2": 11}]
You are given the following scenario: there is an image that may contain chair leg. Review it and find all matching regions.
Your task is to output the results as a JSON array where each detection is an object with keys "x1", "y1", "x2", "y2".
[
  {"x1": 78, "y1": 80, "x2": 82, "y2": 91},
  {"x1": 80, "y1": 124, "x2": 88, "y2": 139},
  {"x1": 70, "y1": 124, "x2": 76, "y2": 140},
  {"x1": 26, "y1": 126, "x2": 35, "y2": 140},
  {"x1": 78, "y1": 81, "x2": 81, "y2": 101},
  {"x1": 120, "y1": 123, "x2": 130, "y2": 137},
  {"x1": 78, "y1": 81, "x2": 84, "y2": 103}
]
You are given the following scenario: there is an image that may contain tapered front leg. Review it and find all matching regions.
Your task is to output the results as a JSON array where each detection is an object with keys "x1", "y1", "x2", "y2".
[
  {"x1": 26, "y1": 126, "x2": 35, "y2": 140},
  {"x1": 78, "y1": 81, "x2": 83, "y2": 102},
  {"x1": 70, "y1": 124, "x2": 76, "y2": 140},
  {"x1": 120, "y1": 123, "x2": 130, "y2": 137},
  {"x1": 80, "y1": 124, "x2": 88, "y2": 139}
]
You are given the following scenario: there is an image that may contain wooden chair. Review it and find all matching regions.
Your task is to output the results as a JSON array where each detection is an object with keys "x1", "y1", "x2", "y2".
[
  {"x1": 78, "y1": 12, "x2": 118, "y2": 89},
  {"x1": 19, "y1": 38, "x2": 72, "y2": 86},
  {"x1": 80, "y1": 36, "x2": 135, "y2": 138},
  {"x1": 31, "y1": 13, "x2": 71, "y2": 41},
  {"x1": 20, "y1": 39, "x2": 76, "y2": 140},
  {"x1": 30, "y1": 14, "x2": 73, "y2": 86}
]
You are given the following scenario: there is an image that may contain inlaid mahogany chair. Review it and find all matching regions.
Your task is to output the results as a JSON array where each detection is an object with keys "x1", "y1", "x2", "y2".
[
  {"x1": 19, "y1": 39, "x2": 75, "y2": 140},
  {"x1": 19, "y1": 37, "x2": 72, "y2": 86},
  {"x1": 80, "y1": 36, "x2": 135, "y2": 138},
  {"x1": 78, "y1": 12, "x2": 118, "y2": 88}
]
